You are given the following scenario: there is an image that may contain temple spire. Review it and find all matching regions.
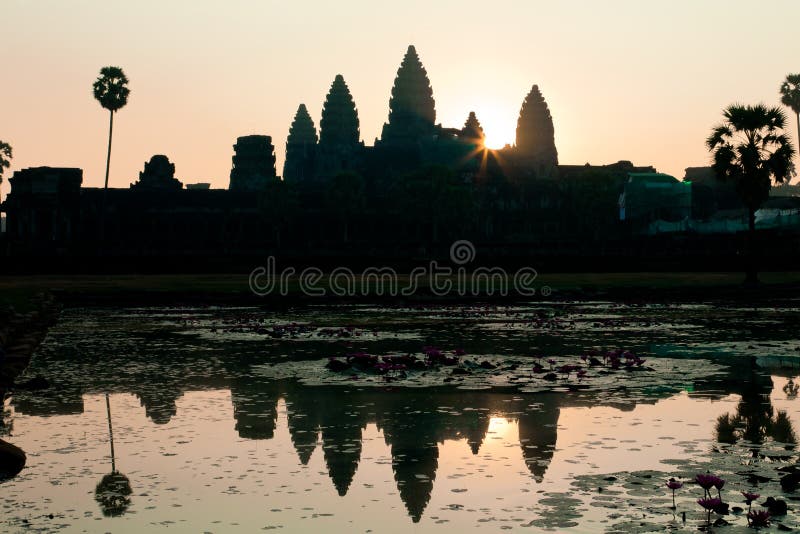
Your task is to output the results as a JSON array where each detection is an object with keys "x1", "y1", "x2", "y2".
[
  {"x1": 515, "y1": 85, "x2": 558, "y2": 170},
  {"x1": 319, "y1": 75, "x2": 360, "y2": 149},
  {"x1": 380, "y1": 45, "x2": 436, "y2": 144},
  {"x1": 460, "y1": 111, "x2": 485, "y2": 144},
  {"x1": 283, "y1": 104, "x2": 318, "y2": 182},
  {"x1": 315, "y1": 75, "x2": 362, "y2": 179}
]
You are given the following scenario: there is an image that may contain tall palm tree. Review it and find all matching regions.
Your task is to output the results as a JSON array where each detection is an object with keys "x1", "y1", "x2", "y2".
[
  {"x1": 93, "y1": 67, "x2": 130, "y2": 192},
  {"x1": 0, "y1": 141, "x2": 12, "y2": 191},
  {"x1": 706, "y1": 104, "x2": 796, "y2": 285},
  {"x1": 780, "y1": 73, "x2": 800, "y2": 160}
]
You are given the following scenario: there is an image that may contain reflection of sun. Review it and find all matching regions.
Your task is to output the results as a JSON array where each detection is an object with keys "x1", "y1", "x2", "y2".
[{"x1": 487, "y1": 416, "x2": 515, "y2": 439}]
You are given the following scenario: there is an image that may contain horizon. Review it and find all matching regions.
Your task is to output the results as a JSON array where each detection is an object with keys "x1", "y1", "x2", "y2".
[{"x1": 3, "y1": 0, "x2": 799, "y2": 196}]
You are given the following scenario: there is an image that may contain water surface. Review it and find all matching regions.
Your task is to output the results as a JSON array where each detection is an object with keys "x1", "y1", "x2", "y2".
[{"x1": 3, "y1": 302, "x2": 800, "y2": 532}]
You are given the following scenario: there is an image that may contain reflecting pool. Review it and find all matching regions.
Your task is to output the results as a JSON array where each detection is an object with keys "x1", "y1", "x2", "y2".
[{"x1": 3, "y1": 302, "x2": 800, "y2": 532}]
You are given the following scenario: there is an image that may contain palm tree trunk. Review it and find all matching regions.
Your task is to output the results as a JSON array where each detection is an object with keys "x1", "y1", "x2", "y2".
[
  {"x1": 796, "y1": 112, "x2": 799, "y2": 167},
  {"x1": 744, "y1": 207, "x2": 758, "y2": 287},
  {"x1": 100, "y1": 110, "x2": 114, "y2": 244},
  {"x1": 104, "y1": 110, "x2": 114, "y2": 190}
]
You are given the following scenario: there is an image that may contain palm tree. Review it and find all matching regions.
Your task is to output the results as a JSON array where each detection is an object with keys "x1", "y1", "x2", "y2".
[
  {"x1": 0, "y1": 141, "x2": 12, "y2": 191},
  {"x1": 93, "y1": 67, "x2": 130, "y2": 192},
  {"x1": 780, "y1": 73, "x2": 800, "y2": 159},
  {"x1": 706, "y1": 104, "x2": 796, "y2": 285}
]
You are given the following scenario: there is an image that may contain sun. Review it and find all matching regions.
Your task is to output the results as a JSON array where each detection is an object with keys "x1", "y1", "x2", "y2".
[
  {"x1": 474, "y1": 103, "x2": 517, "y2": 150},
  {"x1": 483, "y1": 136, "x2": 512, "y2": 150}
]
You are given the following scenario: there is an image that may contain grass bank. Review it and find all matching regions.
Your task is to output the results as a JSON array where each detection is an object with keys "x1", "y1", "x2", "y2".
[{"x1": 2, "y1": 271, "x2": 800, "y2": 308}]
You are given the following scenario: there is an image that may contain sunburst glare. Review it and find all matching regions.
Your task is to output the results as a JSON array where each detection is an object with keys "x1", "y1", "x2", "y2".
[{"x1": 473, "y1": 102, "x2": 517, "y2": 150}]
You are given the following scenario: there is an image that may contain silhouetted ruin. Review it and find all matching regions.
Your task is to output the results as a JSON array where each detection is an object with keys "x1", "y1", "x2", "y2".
[
  {"x1": 460, "y1": 111, "x2": 485, "y2": 144},
  {"x1": 131, "y1": 155, "x2": 183, "y2": 191},
  {"x1": 380, "y1": 45, "x2": 436, "y2": 146},
  {"x1": 283, "y1": 104, "x2": 318, "y2": 183},
  {"x1": 229, "y1": 135, "x2": 276, "y2": 191},
  {"x1": 515, "y1": 84, "x2": 558, "y2": 175},
  {"x1": 2, "y1": 44, "x2": 799, "y2": 269},
  {"x1": 318, "y1": 75, "x2": 362, "y2": 179}
]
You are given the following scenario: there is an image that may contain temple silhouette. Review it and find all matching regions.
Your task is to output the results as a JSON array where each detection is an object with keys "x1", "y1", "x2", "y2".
[{"x1": 2, "y1": 45, "x2": 799, "y2": 270}]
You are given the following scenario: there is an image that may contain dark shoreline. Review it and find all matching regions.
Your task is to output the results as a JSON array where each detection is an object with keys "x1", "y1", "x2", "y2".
[
  {"x1": 0, "y1": 293, "x2": 60, "y2": 480},
  {"x1": 51, "y1": 281, "x2": 800, "y2": 309}
]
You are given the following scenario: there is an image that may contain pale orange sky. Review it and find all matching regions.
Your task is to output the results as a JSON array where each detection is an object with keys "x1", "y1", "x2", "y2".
[{"x1": 3, "y1": 0, "x2": 799, "y2": 198}]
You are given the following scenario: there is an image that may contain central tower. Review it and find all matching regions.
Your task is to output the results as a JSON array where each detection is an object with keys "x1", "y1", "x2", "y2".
[{"x1": 380, "y1": 45, "x2": 436, "y2": 146}]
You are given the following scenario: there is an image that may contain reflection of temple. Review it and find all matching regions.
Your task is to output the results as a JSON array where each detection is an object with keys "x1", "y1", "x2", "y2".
[
  {"x1": 10, "y1": 324, "x2": 767, "y2": 524},
  {"x1": 519, "y1": 401, "x2": 560, "y2": 483},
  {"x1": 230, "y1": 384, "x2": 572, "y2": 522}
]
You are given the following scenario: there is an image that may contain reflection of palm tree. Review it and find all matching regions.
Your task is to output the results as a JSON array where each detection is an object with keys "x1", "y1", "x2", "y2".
[
  {"x1": 0, "y1": 394, "x2": 12, "y2": 437},
  {"x1": 716, "y1": 372, "x2": 797, "y2": 448},
  {"x1": 95, "y1": 394, "x2": 132, "y2": 517},
  {"x1": 784, "y1": 378, "x2": 799, "y2": 400}
]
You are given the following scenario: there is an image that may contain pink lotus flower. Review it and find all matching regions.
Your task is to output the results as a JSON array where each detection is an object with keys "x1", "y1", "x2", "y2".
[
  {"x1": 747, "y1": 509, "x2": 770, "y2": 528},
  {"x1": 666, "y1": 479, "x2": 683, "y2": 490},
  {"x1": 697, "y1": 497, "x2": 721, "y2": 510},
  {"x1": 741, "y1": 491, "x2": 760, "y2": 504},
  {"x1": 666, "y1": 478, "x2": 682, "y2": 509},
  {"x1": 695, "y1": 473, "x2": 720, "y2": 491}
]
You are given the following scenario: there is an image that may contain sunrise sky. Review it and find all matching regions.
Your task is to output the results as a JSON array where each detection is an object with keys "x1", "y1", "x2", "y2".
[{"x1": 3, "y1": 0, "x2": 799, "y2": 197}]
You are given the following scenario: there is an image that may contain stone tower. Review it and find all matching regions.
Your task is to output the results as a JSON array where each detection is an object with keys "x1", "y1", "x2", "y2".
[
  {"x1": 380, "y1": 45, "x2": 436, "y2": 145},
  {"x1": 131, "y1": 155, "x2": 183, "y2": 190},
  {"x1": 229, "y1": 135, "x2": 276, "y2": 191},
  {"x1": 317, "y1": 75, "x2": 361, "y2": 178},
  {"x1": 515, "y1": 85, "x2": 558, "y2": 173},
  {"x1": 460, "y1": 112, "x2": 485, "y2": 145},
  {"x1": 283, "y1": 104, "x2": 318, "y2": 183}
]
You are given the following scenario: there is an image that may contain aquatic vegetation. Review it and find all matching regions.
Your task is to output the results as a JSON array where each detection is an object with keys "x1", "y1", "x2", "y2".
[
  {"x1": 665, "y1": 477, "x2": 682, "y2": 509},
  {"x1": 7, "y1": 302, "x2": 800, "y2": 531},
  {"x1": 695, "y1": 473, "x2": 722, "y2": 494},
  {"x1": 324, "y1": 346, "x2": 652, "y2": 385},
  {"x1": 255, "y1": 347, "x2": 729, "y2": 395},
  {"x1": 747, "y1": 509, "x2": 771, "y2": 528},
  {"x1": 742, "y1": 491, "x2": 760, "y2": 514},
  {"x1": 697, "y1": 496, "x2": 722, "y2": 510},
  {"x1": 697, "y1": 496, "x2": 722, "y2": 526},
  {"x1": 762, "y1": 496, "x2": 788, "y2": 516}
]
